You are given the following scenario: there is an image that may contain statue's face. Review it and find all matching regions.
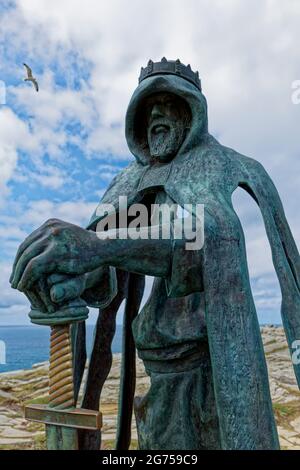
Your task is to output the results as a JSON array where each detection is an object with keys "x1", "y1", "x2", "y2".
[{"x1": 145, "y1": 92, "x2": 190, "y2": 163}]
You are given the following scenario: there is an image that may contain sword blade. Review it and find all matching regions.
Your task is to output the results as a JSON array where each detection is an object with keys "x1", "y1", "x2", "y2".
[{"x1": 46, "y1": 425, "x2": 78, "y2": 450}]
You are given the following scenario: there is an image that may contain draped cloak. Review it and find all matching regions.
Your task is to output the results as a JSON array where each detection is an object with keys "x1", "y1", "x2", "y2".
[{"x1": 83, "y1": 74, "x2": 300, "y2": 450}]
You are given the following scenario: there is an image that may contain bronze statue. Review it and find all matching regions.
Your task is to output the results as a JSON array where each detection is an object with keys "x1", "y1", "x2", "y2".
[{"x1": 10, "y1": 58, "x2": 300, "y2": 450}]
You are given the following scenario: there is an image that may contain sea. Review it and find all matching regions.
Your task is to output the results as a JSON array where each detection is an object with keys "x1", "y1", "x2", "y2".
[
  {"x1": 0, "y1": 324, "x2": 123, "y2": 374},
  {"x1": 0, "y1": 320, "x2": 282, "y2": 374}
]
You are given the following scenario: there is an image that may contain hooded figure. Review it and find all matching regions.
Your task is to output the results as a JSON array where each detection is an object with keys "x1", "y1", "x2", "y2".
[
  {"x1": 11, "y1": 60, "x2": 300, "y2": 451},
  {"x1": 81, "y1": 60, "x2": 300, "y2": 450}
]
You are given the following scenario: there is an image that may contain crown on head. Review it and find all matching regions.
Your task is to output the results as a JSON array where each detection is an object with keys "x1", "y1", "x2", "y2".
[{"x1": 139, "y1": 57, "x2": 201, "y2": 91}]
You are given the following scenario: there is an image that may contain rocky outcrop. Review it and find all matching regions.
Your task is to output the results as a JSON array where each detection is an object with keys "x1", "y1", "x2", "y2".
[
  {"x1": 0, "y1": 326, "x2": 299, "y2": 450},
  {"x1": 261, "y1": 326, "x2": 300, "y2": 449}
]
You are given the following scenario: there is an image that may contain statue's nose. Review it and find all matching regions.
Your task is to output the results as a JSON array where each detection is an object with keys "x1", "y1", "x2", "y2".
[{"x1": 151, "y1": 104, "x2": 164, "y2": 120}]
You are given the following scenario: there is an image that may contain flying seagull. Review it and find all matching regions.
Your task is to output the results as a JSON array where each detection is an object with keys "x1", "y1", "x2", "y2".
[{"x1": 23, "y1": 63, "x2": 39, "y2": 92}]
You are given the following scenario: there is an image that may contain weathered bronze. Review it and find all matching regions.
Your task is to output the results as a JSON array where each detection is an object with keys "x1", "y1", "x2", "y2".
[{"x1": 10, "y1": 58, "x2": 300, "y2": 450}]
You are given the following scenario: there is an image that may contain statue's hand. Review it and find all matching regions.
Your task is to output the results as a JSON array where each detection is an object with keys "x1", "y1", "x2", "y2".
[
  {"x1": 25, "y1": 274, "x2": 89, "y2": 326},
  {"x1": 10, "y1": 219, "x2": 99, "y2": 292},
  {"x1": 47, "y1": 273, "x2": 87, "y2": 304},
  {"x1": 22, "y1": 281, "x2": 56, "y2": 314},
  {"x1": 21, "y1": 275, "x2": 86, "y2": 313}
]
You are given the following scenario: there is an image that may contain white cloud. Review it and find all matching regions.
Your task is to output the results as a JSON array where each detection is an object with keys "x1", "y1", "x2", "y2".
[
  {"x1": 0, "y1": 108, "x2": 28, "y2": 197},
  {"x1": 0, "y1": 260, "x2": 30, "y2": 325},
  {"x1": 1, "y1": 0, "x2": 300, "y2": 183},
  {"x1": 0, "y1": 0, "x2": 299, "y2": 325},
  {"x1": 19, "y1": 166, "x2": 68, "y2": 190},
  {"x1": 8, "y1": 199, "x2": 98, "y2": 230}
]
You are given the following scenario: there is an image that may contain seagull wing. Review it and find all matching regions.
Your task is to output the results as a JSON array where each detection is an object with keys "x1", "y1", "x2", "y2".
[
  {"x1": 32, "y1": 79, "x2": 39, "y2": 92},
  {"x1": 23, "y1": 63, "x2": 33, "y2": 78}
]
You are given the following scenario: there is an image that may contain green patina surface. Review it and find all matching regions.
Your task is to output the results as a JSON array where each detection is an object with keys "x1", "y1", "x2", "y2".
[{"x1": 10, "y1": 59, "x2": 300, "y2": 450}]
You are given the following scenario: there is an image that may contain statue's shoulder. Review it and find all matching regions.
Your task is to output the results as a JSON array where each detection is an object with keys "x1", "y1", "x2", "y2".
[
  {"x1": 101, "y1": 160, "x2": 145, "y2": 203},
  {"x1": 87, "y1": 160, "x2": 145, "y2": 229},
  {"x1": 218, "y1": 143, "x2": 269, "y2": 179}
]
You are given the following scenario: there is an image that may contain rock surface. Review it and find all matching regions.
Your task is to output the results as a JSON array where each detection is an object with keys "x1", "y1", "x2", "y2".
[{"x1": 0, "y1": 326, "x2": 299, "y2": 450}]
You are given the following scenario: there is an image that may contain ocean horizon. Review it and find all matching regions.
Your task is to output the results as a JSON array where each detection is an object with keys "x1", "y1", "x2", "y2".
[
  {"x1": 0, "y1": 321, "x2": 283, "y2": 374},
  {"x1": 0, "y1": 324, "x2": 123, "y2": 373}
]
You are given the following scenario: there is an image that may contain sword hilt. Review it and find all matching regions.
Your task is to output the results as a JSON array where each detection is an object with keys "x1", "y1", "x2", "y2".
[
  {"x1": 25, "y1": 302, "x2": 102, "y2": 446},
  {"x1": 28, "y1": 297, "x2": 88, "y2": 407},
  {"x1": 49, "y1": 325, "x2": 75, "y2": 409}
]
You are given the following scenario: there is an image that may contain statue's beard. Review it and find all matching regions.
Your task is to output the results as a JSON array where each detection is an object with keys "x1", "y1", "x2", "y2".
[{"x1": 147, "y1": 119, "x2": 186, "y2": 163}]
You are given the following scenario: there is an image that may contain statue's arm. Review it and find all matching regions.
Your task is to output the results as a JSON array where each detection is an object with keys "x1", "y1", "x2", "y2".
[
  {"x1": 96, "y1": 225, "x2": 173, "y2": 278},
  {"x1": 48, "y1": 221, "x2": 201, "y2": 308},
  {"x1": 245, "y1": 158, "x2": 300, "y2": 283},
  {"x1": 11, "y1": 217, "x2": 202, "y2": 295},
  {"x1": 93, "y1": 221, "x2": 203, "y2": 297},
  {"x1": 48, "y1": 228, "x2": 172, "y2": 309}
]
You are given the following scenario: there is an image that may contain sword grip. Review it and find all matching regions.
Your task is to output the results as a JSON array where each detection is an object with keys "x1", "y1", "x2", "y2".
[{"x1": 49, "y1": 325, "x2": 75, "y2": 409}]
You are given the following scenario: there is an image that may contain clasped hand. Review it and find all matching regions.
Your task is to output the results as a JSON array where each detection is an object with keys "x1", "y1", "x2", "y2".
[
  {"x1": 10, "y1": 218, "x2": 99, "y2": 291},
  {"x1": 10, "y1": 218, "x2": 101, "y2": 311}
]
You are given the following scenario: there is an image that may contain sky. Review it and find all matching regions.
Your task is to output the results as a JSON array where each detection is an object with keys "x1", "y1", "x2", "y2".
[{"x1": 0, "y1": 0, "x2": 299, "y2": 326}]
